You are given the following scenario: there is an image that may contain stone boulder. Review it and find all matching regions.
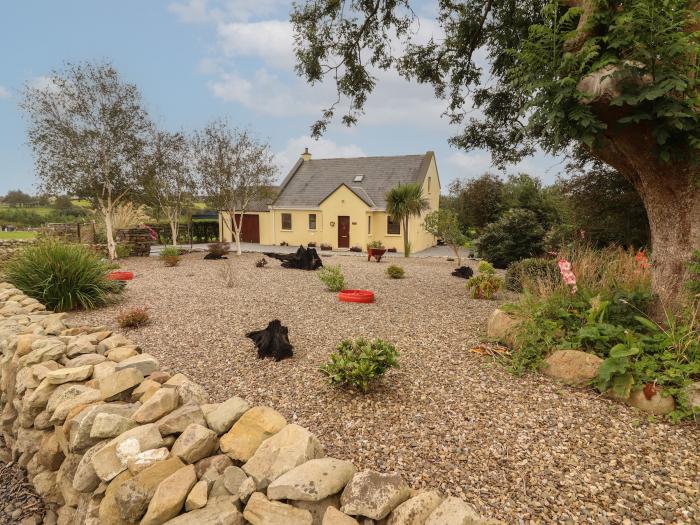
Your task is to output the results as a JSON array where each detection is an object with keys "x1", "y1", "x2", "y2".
[
  {"x1": 45, "y1": 364, "x2": 93, "y2": 385},
  {"x1": 323, "y1": 507, "x2": 359, "y2": 525},
  {"x1": 141, "y1": 464, "x2": 197, "y2": 525},
  {"x1": 195, "y1": 454, "x2": 234, "y2": 486},
  {"x1": 114, "y1": 456, "x2": 186, "y2": 522},
  {"x1": 114, "y1": 353, "x2": 159, "y2": 376},
  {"x1": 96, "y1": 367, "x2": 144, "y2": 400},
  {"x1": 340, "y1": 470, "x2": 410, "y2": 520},
  {"x1": 542, "y1": 350, "x2": 603, "y2": 387},
  {"x1": 243, "y1": 423, "x2": 324, "y2": 489},
  {"x1": 156, "y1": 403, "x2": 206, "y2": 435},
  {"x1": 268, "y1": 458, "x2": 355, "y2": 502},
  {"x1": 425, "y1": 497, "x2": 482, "y2": 525},
  {"x1": 127, "y1": 447, "x2": 170, "y2": 474},
  {"x1": 220, "y1": 406, "x2": 287, "y2": 462},
  {"x1": 244, "y1": 492, "x2": 313, "y2": 525},
  {"x1": 185, "y1": 479, "x2": 208, "y2": 511},
  {"x1": 90, "y1": 412, "x2": 137, "y2": 439},
  {"x1": 90, "y1": 423, "x2": 163, "y2": 481},
  {"x1": 486, "y1": 309, "x2": 520, "y2": 348},
  {"x1": 171, "y1": 423, "x2": 219, "y2": 464},
  {"x1": 205, "y1": 395, "x2": 250, "y2": 434},
  {"x1": 73, "y1": 441, "x2": 109, "y2": 493},
  {"x1": 387, "y1": 491, "x2": 443, "y2": 525},
  {"x1": 132, "y1": 388, "x2": 179, "y2": 424},
  {"x1": 68, "y1": 402, "x2": 138, "y2": 451},
  {"x1": 164, "y1": 497, "x2": 244, "y2": 525}
]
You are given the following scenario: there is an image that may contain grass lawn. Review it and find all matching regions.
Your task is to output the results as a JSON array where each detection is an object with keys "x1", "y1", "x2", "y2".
[{"x1": 0, "y1": 231, "x2": 37, "y2": 239}]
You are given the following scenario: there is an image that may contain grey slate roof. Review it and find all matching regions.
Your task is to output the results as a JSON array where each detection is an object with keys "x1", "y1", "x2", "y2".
[
  {"x1": 273, "y1": 153, "x2": 432, "y2": 210},
  {"x1": 246, "y1": 186, "x2": 280, "y2": 212}
]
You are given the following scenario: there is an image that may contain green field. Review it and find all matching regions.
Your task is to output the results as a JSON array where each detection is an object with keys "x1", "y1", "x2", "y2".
[{"x1": 0, "y1": 231, "x2": 37, "y2": 239}]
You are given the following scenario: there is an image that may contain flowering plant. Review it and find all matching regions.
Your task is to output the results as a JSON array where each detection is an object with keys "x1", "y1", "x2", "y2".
[{"x1": 558, "y1": 258, "x2": 577, "y2": 294}]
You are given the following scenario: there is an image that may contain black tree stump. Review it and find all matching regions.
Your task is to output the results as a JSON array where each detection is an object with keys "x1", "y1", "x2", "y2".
[
  {"x1": 263, "y1": 245, "x2": 323, "y2": 270},
  {"x1": 451, "y1": 266, "x2": 474, "y2": 279},
  {"x1": 246, "y1": 320, "x2": 294, "y2": 361}
]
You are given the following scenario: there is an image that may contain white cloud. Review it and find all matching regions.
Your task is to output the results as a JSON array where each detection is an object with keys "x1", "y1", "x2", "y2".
[
  {"x1": 275, "y1": 135, "x2": 366, "y2": 174},
  {"x1": 216, "y1": 19, "x2": 294, "y2": 67},
  {"x1": 169, "y1": 0, "x2": 289, "y2": 23},
  {"x1": 208, "y1": 69, "x2": 324, "y2": 117},
  {"x1": 168, "y1": 0, "x2": 210, "y2": 23},
  {"x1": 447, "y1": 150, "x2": 565, "y2": 184},
  {"x1": 0, "y1": 86, "x2": 10, "y2": 99}
]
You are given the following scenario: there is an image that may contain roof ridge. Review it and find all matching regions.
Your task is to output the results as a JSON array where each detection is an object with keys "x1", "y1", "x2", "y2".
[{"x1": 305, "y1": 153, "x2": 426, "y2": 162}]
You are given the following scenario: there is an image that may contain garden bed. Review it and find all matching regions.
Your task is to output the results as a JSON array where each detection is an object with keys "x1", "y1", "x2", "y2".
[{"x1": 70, "y1": 253, "x2": 700, "y2": 523}]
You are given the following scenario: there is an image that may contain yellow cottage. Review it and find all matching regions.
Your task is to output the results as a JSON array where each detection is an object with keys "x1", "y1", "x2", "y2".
[{"x1": 220, "y1": 149, "x2": 441, "y2": 253}]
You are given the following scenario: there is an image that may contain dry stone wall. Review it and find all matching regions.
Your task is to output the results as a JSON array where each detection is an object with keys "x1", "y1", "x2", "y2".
[
  {"x1": 0, "y1": 282, "x2": 502, "y2": 525},
  {"x1": 0, "y1": 238, "x2": 37, "y2": 262}
]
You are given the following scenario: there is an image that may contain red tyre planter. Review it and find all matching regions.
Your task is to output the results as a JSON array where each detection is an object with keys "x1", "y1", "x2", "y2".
[
  {"x1": 107, "y1": 271, "x2": 134, "y2": 281},
  {"x1": 367, "y1": 248, "x2": 386, "y2": 263},
  {"x1": 338, "y1": 289, "x2": 375, "y2": 303}
]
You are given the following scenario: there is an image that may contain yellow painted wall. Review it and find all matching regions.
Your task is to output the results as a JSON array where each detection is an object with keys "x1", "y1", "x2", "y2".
[
  {"x1": 409, "y1": 155, "x2": 441, "y2": 252},
  {"x1": 268, "y1": 209, "x2": 325, "y2": 247},
  {"x1": 219, "y1": 211, "x2": 273, "y2": 244},
  {"x1": 218, "y1": 155, "x2": 441, "y2": 252}
]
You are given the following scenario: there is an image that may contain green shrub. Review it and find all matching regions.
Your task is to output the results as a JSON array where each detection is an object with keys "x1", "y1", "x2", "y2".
[
  {"x1": 160, "y1": 246, "x2": 181, "y2": 267},
  {"x1": 117, "y1": 307, "x2": 150, "y2": 328},
  {"x1": 505, "y1": 258, "x2": 559, "y2": 292},
  {"x1": 317, "y1": 264, "x2": 346, "y2": 292},
  {"x1": 503, "y1": 249, "x2": 700, "y2": 421},
  {"x1": 320, "y1": 338, "x2": 399, "y2": 392},
  {"x1": 367, "y1": 240, "x2": 384, "y2": 249},
  {"x1": 466, "y1": 261, "x2": 504, "y2": 299},
  {"x1": 116, "y1": 243, "x2": 132, "y2": 259},
  {"x1": 476, "y1": 208, "x2": 545, "y2": 268},
  {"x1": 4, "y1": 241, "x2": 122, "y2": 311},
  {"x1": 386, "y1": 265, "x2": 405, "y2": 279}
]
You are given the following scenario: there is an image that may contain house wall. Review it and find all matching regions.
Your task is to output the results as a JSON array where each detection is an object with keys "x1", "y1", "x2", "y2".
[
  {"x1": 269, "y1": 209, "x2": 325, "y2": 247},
  {"x1": 218, "y1": 154, "x2": 441, "y2": 252},
  {"x1": 219, "y1": 211, "x2": 273, "y2": 244},
  {"x1": 409, "y1": 154, "x2": 441, "y2": 253}
]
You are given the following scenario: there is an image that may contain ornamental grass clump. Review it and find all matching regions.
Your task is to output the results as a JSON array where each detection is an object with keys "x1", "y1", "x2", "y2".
[
  {"x1": 117, "y1": 307, "x2": 150, "y2": 328},
  {"x1": 386, "y1": 264, "x2": 405, "y2": 279},
  {"x1": 317, "y1": 264, "x2": 346, "y2": 292},
  {"x1": 320, "y1": 337, "x2": 399, "y2": 392},
  {"x1": 4, "y1": 240, "x2": 122, "y2": 311},
  {"x1": 160, "y1": 246, "x2": 181, "y2": 267}
]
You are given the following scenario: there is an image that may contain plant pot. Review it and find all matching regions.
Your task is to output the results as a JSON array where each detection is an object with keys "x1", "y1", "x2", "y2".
[
  {"x1": 367, "y1": 248, "x2": 386, "y2": 262},
  {"x1": 338, "y1": 289, "x2": 375, "y2": 303},
  {"x1": 107, "y1": 271, "x2": 134, "y2": 281}
]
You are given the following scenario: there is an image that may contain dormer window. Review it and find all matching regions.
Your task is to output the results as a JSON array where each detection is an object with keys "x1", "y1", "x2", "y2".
[{"x1": 353, "y1": 175, "x2": 364, "y2": 182}]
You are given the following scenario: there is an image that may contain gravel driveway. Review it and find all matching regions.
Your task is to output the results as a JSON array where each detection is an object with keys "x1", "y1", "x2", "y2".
[{"x1": 70, "y1": 253, "x2": 699, "y2": 524}]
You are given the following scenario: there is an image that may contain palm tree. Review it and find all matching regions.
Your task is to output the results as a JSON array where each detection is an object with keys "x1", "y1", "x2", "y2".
[{"x1": 385, "y1": 182, "x2": 430, "y2": 257}]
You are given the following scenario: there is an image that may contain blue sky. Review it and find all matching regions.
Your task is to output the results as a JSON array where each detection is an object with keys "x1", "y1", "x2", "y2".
[{"x1": 0, "y1": 0, "x2": 563, "y2": 195}]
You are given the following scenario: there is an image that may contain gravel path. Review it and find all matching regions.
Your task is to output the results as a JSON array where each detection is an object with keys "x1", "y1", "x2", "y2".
[
  {"x1": 71, "y1": 254, "x2": 699, "y2": 524},
  {"x1": 0, "y1": 436, "x2": 47, "y2": 525}
]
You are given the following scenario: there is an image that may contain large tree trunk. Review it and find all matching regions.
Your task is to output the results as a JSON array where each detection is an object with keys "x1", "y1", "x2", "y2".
[
  {"x1": 592, "y1": 123, "x2": 700, "y2": 312},
  {"x1": 169, "y1": 219, "x2": 179, "y2": 247}
]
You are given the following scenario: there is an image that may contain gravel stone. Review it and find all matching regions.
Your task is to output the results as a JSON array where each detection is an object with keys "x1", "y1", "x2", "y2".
[{"x1": 70, "y1": 254, "x2": 700, "y2": 523}]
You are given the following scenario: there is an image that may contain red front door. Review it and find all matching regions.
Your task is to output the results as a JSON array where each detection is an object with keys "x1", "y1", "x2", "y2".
[
  {"x1": 232, "y1": 214, "x2": 260, "y2": 243},
  {"x1": 338, "y1": 216, "x2": 350, "y2": 248}
]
